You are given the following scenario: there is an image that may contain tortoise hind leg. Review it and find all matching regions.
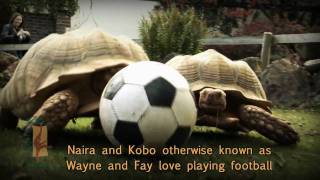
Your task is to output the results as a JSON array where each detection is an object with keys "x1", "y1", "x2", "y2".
[
  {"x1": 24, "y1": 89, "x2": 79, "y2": 137},
  {"x1": 239, "y1": 105, "x2": 299, "y2": 145},
  {"x1": 0, "y1": 106, "x2": 19, "y2": 129}
]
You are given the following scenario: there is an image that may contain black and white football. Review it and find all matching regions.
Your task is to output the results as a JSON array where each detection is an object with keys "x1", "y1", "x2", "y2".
[{"x1": 99, "y1": 61, "x2": 197, "y2": 146}]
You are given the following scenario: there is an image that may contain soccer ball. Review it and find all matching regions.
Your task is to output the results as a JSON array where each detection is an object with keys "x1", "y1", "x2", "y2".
[{"x1": 99, "y1": 61, "x2": 197, "y2": 146}]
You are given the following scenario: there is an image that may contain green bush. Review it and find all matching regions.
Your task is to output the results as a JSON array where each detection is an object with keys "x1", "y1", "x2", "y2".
[
  {"x1": 139, "y1": 6, "x2": 207, "y2": 62},
  {"x1": 9, "y1": 0, "x2": 79, "y2": 16}
]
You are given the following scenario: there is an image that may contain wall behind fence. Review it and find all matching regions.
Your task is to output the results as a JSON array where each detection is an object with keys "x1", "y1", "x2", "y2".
[
  {"x1": 23, "y1": 12, "x2": 71, "y2": 43},
  {"x1": 24, "y1": 13, "x2": 55, "y2": 43}
]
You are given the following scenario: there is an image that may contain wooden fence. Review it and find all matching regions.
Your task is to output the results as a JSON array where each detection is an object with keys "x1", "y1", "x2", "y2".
[
  {"x1": 1, "y1": 32, "x2": 320, "y2": 69},
  {"x1": 201, "y1": 32, "x2": 320, "y2": 69}
]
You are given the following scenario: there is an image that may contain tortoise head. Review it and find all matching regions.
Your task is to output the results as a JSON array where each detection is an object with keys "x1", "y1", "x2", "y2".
[
  {"x1": 199, "y1": 88, "x2": 227, "y2": 111},
  {"x1": 91, "y1": 65, "x2": 126, "y2": 96}
]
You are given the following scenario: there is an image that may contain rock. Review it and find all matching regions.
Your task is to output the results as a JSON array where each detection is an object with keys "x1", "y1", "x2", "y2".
[
  {"x1": 0, "y1": 51, "x2": 19, "y2": 71},
  {"x1": 311, "y1": 72, "x2": 320, "y2": 91},
  {"x1": 304, "y1": 59, "x2": 320, "y2": 73},
  {"x1": 260, "y1": 58, "x2": 312, "y2": 107},
  {"x1": 0, "y1": 52, "x2": 19, "y2": 87},
  {"x1": 309, "y1": 72, "x2": 320, "y2": 106},
  {"x1": 3, "y1": 60, "x2": 18, "y2": 77},
  {"x1": 0, "y1": 72, "x2": 7, "y2": 88},
  {"x1": 270, "y1": 45, "x2": 291, "y2": 61}
]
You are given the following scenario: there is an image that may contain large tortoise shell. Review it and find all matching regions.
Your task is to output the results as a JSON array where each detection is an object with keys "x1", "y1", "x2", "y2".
[
  {"x1": 166, "y1": 49, "x2": 271, "y2": 109},
  {"x1": 0, "y1": 29, "x2": 149, "y2": 118}
]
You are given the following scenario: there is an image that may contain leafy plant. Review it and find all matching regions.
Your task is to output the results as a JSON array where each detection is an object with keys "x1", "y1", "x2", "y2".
[
  {"x1": 8, "y1": 0, "x2": 79, "y2": 16},
  {"x1": 139, "y1": 6, "x2": 207, "y2": 62}
]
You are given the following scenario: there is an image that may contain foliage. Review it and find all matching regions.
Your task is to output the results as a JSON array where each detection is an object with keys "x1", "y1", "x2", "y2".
[
  {"x1": 234, "y1": 19, "x2": 305, "y2": 36},
  {"x1": 155, "y1": 1, "x2": 317, "y2": 37},
  {"x1": 139, "y1": 6, "x2": 207, "y2": 62},
  {"x1": 8, "y1": 0, "x2": 79, "y2": 16}
]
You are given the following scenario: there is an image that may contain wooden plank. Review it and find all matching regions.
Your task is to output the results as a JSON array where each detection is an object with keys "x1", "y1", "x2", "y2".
[
  {"x1": 201, "y1": 36, "x2": 262, "y2": 45},
  {"x1": 200, "y1": 33, "x2": 320, "y2": 46},
  {"x1": 260, "y1": 32, "x2": 273, "y2": 69},
  {"x1": 274, "y1": 33, "x2": 320, "y2": 44},
  {"x1": 0, "y1": 44, "x2": 33, "y2": 51}
]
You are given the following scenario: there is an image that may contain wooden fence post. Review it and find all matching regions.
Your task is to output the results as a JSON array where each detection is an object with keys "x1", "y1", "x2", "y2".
[{"x1": 260, "y1": 32, "x2": 273, "y2": 69}]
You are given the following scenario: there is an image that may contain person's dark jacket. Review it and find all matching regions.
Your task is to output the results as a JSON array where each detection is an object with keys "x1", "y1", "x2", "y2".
[{"x1": 0, "y1": 24, "x2": 30, "y2": 43}]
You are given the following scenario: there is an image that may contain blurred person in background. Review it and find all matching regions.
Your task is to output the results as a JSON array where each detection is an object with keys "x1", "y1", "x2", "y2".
[{"x1": 1, "y1": 12, "x2": 31, "y2": 58}]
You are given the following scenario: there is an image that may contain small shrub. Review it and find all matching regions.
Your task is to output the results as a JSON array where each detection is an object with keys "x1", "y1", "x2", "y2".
[{"x1": 139, "y1": 6, "x2": 207, "y2": 62}]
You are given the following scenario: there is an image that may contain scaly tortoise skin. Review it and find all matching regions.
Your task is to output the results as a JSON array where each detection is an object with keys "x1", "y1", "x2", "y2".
[
  {"x1": 166, "y1": 49, "x2": 299, "y2": 144},
  {"x1": 0, "y1": 29, "x2": 149, "y2": 134}
]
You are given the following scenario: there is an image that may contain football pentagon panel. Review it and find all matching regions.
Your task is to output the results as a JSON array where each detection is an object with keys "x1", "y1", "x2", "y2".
[
  {"x1": 145, "y1": 77, "x2": 176, "y2": 107},
  {"x1": 114, "y1": 120, "x2": 144, "y2": 145}
]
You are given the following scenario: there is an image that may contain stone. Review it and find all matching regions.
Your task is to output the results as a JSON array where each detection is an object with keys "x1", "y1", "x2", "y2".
[
  {"x1": 0, "y1": 52, "x2": 19, "y2": 88},
  {"x1": 260, "y1": 58, "x2": 312, "y2": 107},
  {"x1": 304, "y1": 59, "x2": 320, "y2": 73},
  {"x1": 0, "y1": 52, "x2": 19, "y2": 71},
  {"x1": 308, "y1": 72, "x2": 320, "y2": 106}
]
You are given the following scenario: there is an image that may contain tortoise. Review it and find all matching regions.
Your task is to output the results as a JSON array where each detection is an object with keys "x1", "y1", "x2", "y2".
[
  {"x1": 166, "y1": 49, "x2": 299, "y2": 144},
  {"x1": 0, "y1": 29, "x2": 149, "y2": 134}
]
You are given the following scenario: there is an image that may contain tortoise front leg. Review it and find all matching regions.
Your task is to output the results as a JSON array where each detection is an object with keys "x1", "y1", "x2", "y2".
[
  {"x1": 24, "y1": 89, "x2": 79, "y2": 136},
  {"x1": 238, "y1": 105, "x2": 299, "y2": 145},
  {"x1": 196, "y1": 112, "x2": 249, "y2": 132}
]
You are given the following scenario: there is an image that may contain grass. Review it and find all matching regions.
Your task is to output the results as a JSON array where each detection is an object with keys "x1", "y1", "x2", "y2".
[{"x1": 0, "y1": 108, "x2": 320, "y2": 180}]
